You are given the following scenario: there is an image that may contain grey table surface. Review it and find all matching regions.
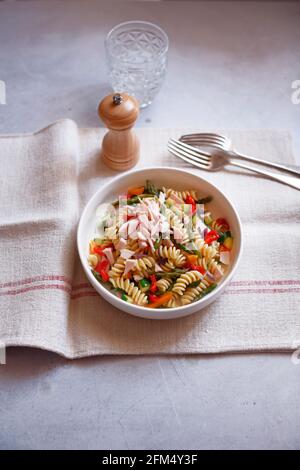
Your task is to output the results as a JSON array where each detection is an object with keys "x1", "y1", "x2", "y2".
[{"x1": 0, "y1": 0, "x2": 300, "y2": 450}]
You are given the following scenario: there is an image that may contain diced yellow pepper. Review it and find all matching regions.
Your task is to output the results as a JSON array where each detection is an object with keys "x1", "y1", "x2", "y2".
[{"x1": 223, "y1": 237, "x2": 233, "y2": 250}]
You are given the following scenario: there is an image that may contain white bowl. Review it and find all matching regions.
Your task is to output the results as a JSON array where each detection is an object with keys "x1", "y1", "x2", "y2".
[{"x1": 77, "y1": 167, "x2": 242, "y2": 320}]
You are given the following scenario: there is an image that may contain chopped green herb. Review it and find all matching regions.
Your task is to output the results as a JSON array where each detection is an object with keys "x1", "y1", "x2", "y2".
[
  {"x1": 218, "y1": 231, "x2": 232, "y2": 243},
  {"x1": 178, "y1": 243, "x2": 202, "y2": 257},
  {"x1": 193, "y1": 250, "x2": 202, "y2": 257},
  {"x1": 113, "y1": 287, "x2": 125, "y2": 294},
  {"x1": 127, "y1": 193, "x2": 154, "y2": 205},
  {"x1": 190, "y1": 280, "x2": 200, "y2": 288},
  {"x1": 154, "y1": 237, "x2": 162, "y2": 250},
  {"x1": 154, "y1": 269, "x2": 188, "y2": 278},
  {"x1": 178, "y1": 244, "x2": 194, "y2": 254},
  {"x1": 92, "y1": 270, "x2": 102, "y2": 282},
  {"x1": 145, "y1": 180, "x2": 159, "y2": 196},
  {"x1": 138, "y1": 278, "x2": 151, "y2": 292}
]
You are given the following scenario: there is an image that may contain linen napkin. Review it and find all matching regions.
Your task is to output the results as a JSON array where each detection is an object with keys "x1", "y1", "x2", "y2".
[{"x1": 0, "y1": 119, "x2": 299, "y2": 358}]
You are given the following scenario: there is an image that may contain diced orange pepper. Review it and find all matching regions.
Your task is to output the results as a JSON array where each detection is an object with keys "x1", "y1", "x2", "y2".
[
  {"x1": 185, "y1": 254, "x2": 198, "y2": 265},
  {"x1": 90, "y1": 241, "x2": 113, "y2": 255},
  {"x1": 147, "y1": 292, "x2": 173, "y2": 308},
  {"x1": 128, "y1": 186, "x2": 145, "y2": 196},
  {"x1": 220, "y1": 244, "x2": 230, "y2": 252},
  {"x1": 89, "y1": 241, "x2": 96, "y2": 254}
]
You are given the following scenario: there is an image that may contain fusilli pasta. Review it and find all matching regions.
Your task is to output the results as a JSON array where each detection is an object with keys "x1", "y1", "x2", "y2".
[
  {"x1": 110, "y1": 278, "x2": 148, "y2": 305},
  {"x1": 88, "y1": 180, "x2": 233, "y2": 309}
]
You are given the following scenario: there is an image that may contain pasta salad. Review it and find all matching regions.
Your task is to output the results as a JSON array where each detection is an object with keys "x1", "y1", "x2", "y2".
[{"x1": 88, "y1": 180, "x2": 233, "y2": 309}]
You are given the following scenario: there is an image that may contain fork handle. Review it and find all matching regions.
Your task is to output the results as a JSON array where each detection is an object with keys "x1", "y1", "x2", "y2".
[
  {"x1": 229, "y1": 150, "x2": 300, "y2": 177},
  {"x1": 229, "y1": 160, "x2": 300, "y2": 190}
]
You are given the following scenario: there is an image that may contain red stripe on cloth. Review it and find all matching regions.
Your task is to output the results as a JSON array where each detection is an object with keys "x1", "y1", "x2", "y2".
[
  {"x1": 0, "y1": 275, "x2": 72, "y2": 289},
  {"x1": 71, "y1": 291, "x2": 99, "y2": 300},
  {"x1": 229, "y1": 280, "x2": 300, "y2": 287},
  {"x1": 1, "y1": 275, "x2": 299, "y2": 291},
  {"x1": 0, "y1": 283, "x2": 299, "y2": 299},
  {"x1": 0, "y1": 283, "x2": 72, "y2": 296},
  {"x1": 225, "y1": 287, "x2": 300, "y2": 295},
  {"x1": 0, "y1": 283, "x2": 97, "y2": 299},
  {"x1": 72, "y1": 282, "x2": 91, "y2": 291}
]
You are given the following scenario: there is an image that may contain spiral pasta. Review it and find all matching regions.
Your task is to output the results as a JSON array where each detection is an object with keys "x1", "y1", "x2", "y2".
[
  {"x1": 156, "y1": 246, "x2": 186, "y2": 267},
  {"x1": 110, "y1": 277, "x2": 148, "y2": 305},
  {"x1": 89, "y1": 180, "x2": 233, "y2": 309},
  {"x1": 193, "y1": 236, "x2": 217, "y2": 259},
  {"x1": 180, "y1": 278, "x2": 211, "y2": 305},
  {"x1": 109, "y1": 257, "x2": 126, "y2": 278},
  {"x1": 164, "y1": 292, "x2": 181, "y2": 308},
  {"x1": 197, "y1": 257, "x2": 222, "y2": 274},
  {"x1": 160, "y1": 260, "x2": 176, "y2": 272},
  {"x1": 134, "y1": 256, "x2": 156, "y2": 277},
  {"x1": 163, "y1": 187, "x2": 198, "y2": 202},
  {"x1": 156, "y1": 278, "x2": 172, "y2": 293},
  {"x1": 172, "y1": 270, "x2": 204, "y2": 295}
]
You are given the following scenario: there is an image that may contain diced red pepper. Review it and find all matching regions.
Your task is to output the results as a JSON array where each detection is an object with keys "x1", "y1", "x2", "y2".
[
  {"x1": 189, "y1": 264, "x2": 206, "y2": 275},
  {"x1": 215, "y1": 218, "x2": 230, "y2": 231},
  {"x1": 204, "y1": 230, "x2": 220, "y2": 245},
  {"x1": 95, "y1": 259, "x2": 109, "y2": 274},
  {"x1": 93, "y1": 245, "x2": 104, "y2": 256},
  {"x1": 185, "y1": 195, "x2": 196, "y2": 215},
  {"x1": 185, "y1": 194, "x2": 196, "y2": 205},
  {"x1": 91, "y1": 242, "x2": 114, "y2": 255},
  {"x1": 149, "y1": 293, "x2": 159, "y2": 303},
  {"x1": 149, "y1": 274, "x2": 158, "y2": 293},
  {"x1": 100, "y1": 270, "x2": 109, "y2": 282}
]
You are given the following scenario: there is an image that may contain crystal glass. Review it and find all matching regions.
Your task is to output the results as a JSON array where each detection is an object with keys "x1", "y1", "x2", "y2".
[{"x1": 105, "y1": 21, "x2": 169, "y2": 108}]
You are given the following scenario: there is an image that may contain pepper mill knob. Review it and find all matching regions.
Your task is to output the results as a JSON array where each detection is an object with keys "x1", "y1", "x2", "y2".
[{"x1": 98, "y1": 92, "x2": 140, "y2": 171}]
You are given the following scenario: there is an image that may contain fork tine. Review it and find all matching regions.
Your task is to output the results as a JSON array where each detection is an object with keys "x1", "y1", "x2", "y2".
[
  {"x1": 182, "y1": 135, "x2": 226, "y2": 144},
  {"x1": 180, "y1": 133, "x2": 230, "y2": 149},
  {"x1": 168, "y1": 140, "x2": 210, "y2": 166},
  {"x1": 169, "y1": 138, "x2": 211, "y2": 162},
  {"x1": 181, "y1": 132, "x2": 228, "y2": 144},
  {"x1": 181, "y1": 138, "x2": 223, "y2": 149},
  {"x1": 167, "y1": 143, "x2": 210, "y2": 170}
]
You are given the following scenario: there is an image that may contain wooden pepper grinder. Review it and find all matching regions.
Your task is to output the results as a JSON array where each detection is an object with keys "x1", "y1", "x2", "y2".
[{"x1": 98, "y1": 92, "x2": 140, "y2": 171}]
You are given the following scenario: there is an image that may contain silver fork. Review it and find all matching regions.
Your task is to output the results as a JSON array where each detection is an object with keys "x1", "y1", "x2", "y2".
[
  {"x1": 167, "y1": 138, "x2": 300, "y2": 191},
  {"x1": 180, "y1": 133, "x2": 300, "y2": 177}
]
